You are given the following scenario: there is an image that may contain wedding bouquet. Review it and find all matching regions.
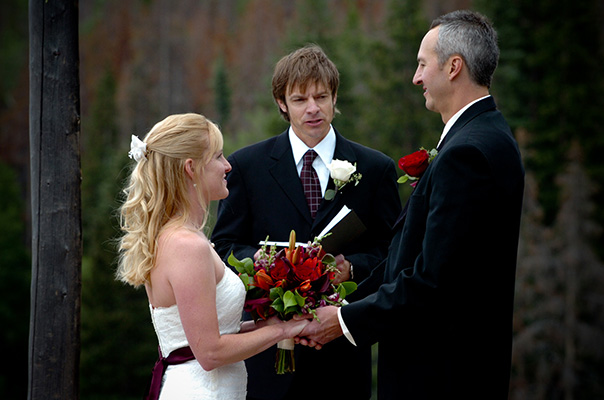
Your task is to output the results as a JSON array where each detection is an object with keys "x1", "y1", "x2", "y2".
[{"x1": 228, "y1": 230, "x2": 357, "y2": 374}]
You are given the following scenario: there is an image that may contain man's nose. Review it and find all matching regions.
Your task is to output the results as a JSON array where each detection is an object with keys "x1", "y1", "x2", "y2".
[{"x1": 306, "y1": 98, "x2": 320, "y2": 113}]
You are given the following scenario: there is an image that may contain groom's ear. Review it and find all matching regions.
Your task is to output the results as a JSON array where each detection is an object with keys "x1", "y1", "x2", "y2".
[{"x1": 448, "y1": 55, "x2": 463, "y2": 81}]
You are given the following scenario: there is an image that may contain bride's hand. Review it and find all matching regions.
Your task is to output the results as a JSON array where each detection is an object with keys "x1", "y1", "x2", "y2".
[
  {"x1": 282, "y1": 318, "x2": 309, "y2": 338},
  {"x1": 265, "y1": 315, "x2": 283, "y2": 326},
  {"x1": 242, "y1": 315, "x2": 281, "y2": 331},
  {"x1": 264, "y1": 316, "x2": 309, "y2": 337}
]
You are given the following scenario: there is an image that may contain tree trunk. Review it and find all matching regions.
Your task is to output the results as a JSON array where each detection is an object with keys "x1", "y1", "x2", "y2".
[{"x1": 28, "y1": 1, "x2": 82, "y2": 399}]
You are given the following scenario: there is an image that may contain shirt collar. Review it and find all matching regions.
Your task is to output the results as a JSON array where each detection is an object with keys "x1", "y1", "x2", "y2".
[
  {"x1": 289, "y1": 125, "x2": 336, "y2": 167},
  {"x1": 437, "y1": 95, "x2": 491, "y2": 148}
]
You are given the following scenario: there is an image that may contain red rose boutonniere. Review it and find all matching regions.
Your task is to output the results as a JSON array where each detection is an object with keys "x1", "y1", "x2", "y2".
[{"x1": 397, "y1": 147, "x2": 438, "y2": 187}]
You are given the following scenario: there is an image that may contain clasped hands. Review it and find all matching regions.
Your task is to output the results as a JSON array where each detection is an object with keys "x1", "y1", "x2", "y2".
[{"x1": 293, "y1": 305, "x2": 344, "y2": 350}]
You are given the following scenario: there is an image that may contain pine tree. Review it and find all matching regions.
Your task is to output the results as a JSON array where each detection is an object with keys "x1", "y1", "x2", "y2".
[
  {"x1": 476, "y1": 0, "x2": 604, "y2": 235},
  {"x1": 360, "y1": 0, "x2": 441, "y2": 200},
  {"x1": 511, "y1": 141, "x2": 604, "y2": 399},
  {"x1": 212, "y1": 55, "x2": 232, "y2": 129},
  {"x1": 80, "y1": 69, "x2": 156, "y2": 399},
  {"x1": 553, "y1": 142, "x2": 604, "y2": 399},
  {"x1": 511, "y1": 168, "x2": 564, "y2": 399}
]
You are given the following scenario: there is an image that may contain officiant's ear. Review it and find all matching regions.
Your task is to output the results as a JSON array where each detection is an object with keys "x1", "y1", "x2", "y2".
[{"x1": 277, "y1": 99, "x2": 288, "y2": 115}]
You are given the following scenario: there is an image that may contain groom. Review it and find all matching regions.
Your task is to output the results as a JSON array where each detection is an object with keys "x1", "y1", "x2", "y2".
[
  {"x1": 298, "y1": 10, "x2": 525, "y2": 399},
  {"x1": 211, "y1": 44, "x2": 401, "y2": 400}
]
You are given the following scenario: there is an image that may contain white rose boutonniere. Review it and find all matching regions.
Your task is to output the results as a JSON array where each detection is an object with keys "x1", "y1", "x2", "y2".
[{"x1": 325, "y1": 159, "x2": 362, "y2": 200}]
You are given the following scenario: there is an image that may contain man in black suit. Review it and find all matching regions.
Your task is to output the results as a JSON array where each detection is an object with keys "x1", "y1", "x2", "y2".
[
  {"x1": 298, "y1": 11, "x2": 525, "y2": 399},
  {"x1": 211, "y1": 44, "x2": 401, "y2": 400}
]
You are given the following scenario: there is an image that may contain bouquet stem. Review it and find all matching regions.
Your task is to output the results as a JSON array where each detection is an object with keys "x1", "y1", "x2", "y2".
[{"x1": 275, "y1": 338, "x2": 295, "y2": 374}]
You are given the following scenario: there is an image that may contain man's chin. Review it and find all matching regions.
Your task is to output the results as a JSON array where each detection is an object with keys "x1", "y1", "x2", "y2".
[{"x1": 425, "y1": 100, "x2": 436, "y2": 113}]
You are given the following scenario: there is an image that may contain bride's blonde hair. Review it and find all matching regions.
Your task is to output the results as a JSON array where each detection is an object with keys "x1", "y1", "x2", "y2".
[{"x1": 116, "y1": 113, "x2": 223, "y2": 287}]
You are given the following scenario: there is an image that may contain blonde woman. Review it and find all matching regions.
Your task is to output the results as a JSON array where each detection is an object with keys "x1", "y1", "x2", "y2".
[{"x1": 116, "y1": 113, "x2": 308, "y2": 400}]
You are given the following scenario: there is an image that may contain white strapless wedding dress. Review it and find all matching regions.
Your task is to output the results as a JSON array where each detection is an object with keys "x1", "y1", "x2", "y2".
[{"x1": 150, "y1": 264, "x2": 247, "y2": 399}]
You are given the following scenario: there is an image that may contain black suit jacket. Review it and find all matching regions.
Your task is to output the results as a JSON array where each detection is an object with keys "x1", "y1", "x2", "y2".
[
  {"x1": 342, "y1": 97, "x2": 525, "y2": 399},
  {"x1": 211, "y1": 129, "x2": 401, "y2": 399}
]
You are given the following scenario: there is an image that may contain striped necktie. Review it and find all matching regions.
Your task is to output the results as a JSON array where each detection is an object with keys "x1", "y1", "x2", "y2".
[{"x1": 301, "y1": 149, "x2": 321, "y2": 218}]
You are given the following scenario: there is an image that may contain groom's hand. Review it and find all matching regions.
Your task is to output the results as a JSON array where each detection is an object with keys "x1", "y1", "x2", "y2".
[
  {"x1": 295, "y1": 306, "x2": 343, "y2": 347},
  {"x1": 332, "y1": 254, "x2": 351, "y2": 284}
]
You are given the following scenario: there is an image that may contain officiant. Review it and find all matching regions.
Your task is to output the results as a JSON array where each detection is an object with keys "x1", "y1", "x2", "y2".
[{"x1": 211, "y1": 44, "x2": 401, "y2": 400}]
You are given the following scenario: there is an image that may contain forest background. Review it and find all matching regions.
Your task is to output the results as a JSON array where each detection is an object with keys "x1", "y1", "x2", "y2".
[{"x1": 1, "y1": 0, "x2": 604, "y2": 399}]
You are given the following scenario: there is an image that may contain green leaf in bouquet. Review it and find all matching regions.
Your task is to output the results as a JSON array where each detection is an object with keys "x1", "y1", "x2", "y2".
[
  {"x1": 271, "y1": 297, "x2": 285, "y2": 313},
  {"x1": 321, "y1": 253, "x2": 336, "y2": 268},
  {"x1": 337, "y1": 281, "x2": 358, "y2": 298},
  {"x1": 269, "y1": 286, "x2": 284, "y2": 301},
  {"x1": 238, "y1": 273, "x2": 251, "y2": 290},
  {"x1": 294, "y1": 290, "x2": 306, "y2": 307},
  {"x1": 242, "y1": 259, "x2": 254, "y2": 274},
  {"x1": 282, "y1": 290, "x2": 298, "y2": 311},
  {"x1": 227, "y1": 252, "x2": 255, "y2": 275}
]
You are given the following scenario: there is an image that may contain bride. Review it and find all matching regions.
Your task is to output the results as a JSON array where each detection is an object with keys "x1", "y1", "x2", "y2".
[{"x1": 116, "y1": 113, "x2": 308, "y2": 399}]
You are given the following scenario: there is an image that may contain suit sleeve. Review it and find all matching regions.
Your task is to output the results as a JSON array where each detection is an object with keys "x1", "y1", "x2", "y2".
[{"x1": 342, "y1": 143, "x2": 497, "y2": 346}]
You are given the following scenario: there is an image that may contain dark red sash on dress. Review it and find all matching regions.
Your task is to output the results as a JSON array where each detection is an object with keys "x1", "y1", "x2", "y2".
[{"x1": 145, "y1": 346, "x2": 195, "y2": 400}]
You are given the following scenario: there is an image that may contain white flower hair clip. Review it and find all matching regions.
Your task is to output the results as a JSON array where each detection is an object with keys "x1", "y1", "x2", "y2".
[{"x1": 128, "y1": 135, "x2": 147, "y2": 162}]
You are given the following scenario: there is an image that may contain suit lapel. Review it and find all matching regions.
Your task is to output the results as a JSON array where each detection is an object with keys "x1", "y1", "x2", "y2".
[
  {"x1": 268, "y1": 132, "x2": 313, "y2": 224},
  {"x1": 392, "y1": 202, "x2": 408, "y2": 231},
  {"x1": 437, "y1": 96, "x2": 497, "y2": 151}
]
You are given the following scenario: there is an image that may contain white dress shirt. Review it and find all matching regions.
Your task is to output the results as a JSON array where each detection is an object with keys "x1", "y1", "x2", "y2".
[
  {"x1": 437, "y1": 95, "x2": 491, "y2": 148},
  {"x1": 289, "y1": 126, "x2": 336, "y2": 195}
]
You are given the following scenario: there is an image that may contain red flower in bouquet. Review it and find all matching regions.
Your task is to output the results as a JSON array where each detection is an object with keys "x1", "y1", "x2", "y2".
[
  {"x1": 253, "y1": 269, "x2": 278, "y2": 291},
  {"x1": 270, "y1": 258, "x2": 290, "y2": 281},
  {"x1": 228, "y1": 230, "x2": 357, "y2": 374},
  {"x1": 242, "y1": 297, "x2": 273, "y2": 319},
  {"x1": 398, "y1": 147, "x2": 438, "y2": 187},
  {"x1": 294, "y1": 257, "x2": 322, "y2": 282}
]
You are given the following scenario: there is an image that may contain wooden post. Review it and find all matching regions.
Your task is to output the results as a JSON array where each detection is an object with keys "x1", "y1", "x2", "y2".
[{"x1": 28, "y1": 1, "x2": 81, "y2": 399}]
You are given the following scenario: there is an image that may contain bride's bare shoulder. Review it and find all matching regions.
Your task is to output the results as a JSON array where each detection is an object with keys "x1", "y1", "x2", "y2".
[{"x1": 157, "y1": 226, "x2": 212, "y2": 258}]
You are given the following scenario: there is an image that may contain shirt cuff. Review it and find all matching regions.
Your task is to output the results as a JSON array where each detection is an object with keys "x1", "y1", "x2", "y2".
[{"x1": 337, "y1": 307, "x2": 357, "y2": 346}]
